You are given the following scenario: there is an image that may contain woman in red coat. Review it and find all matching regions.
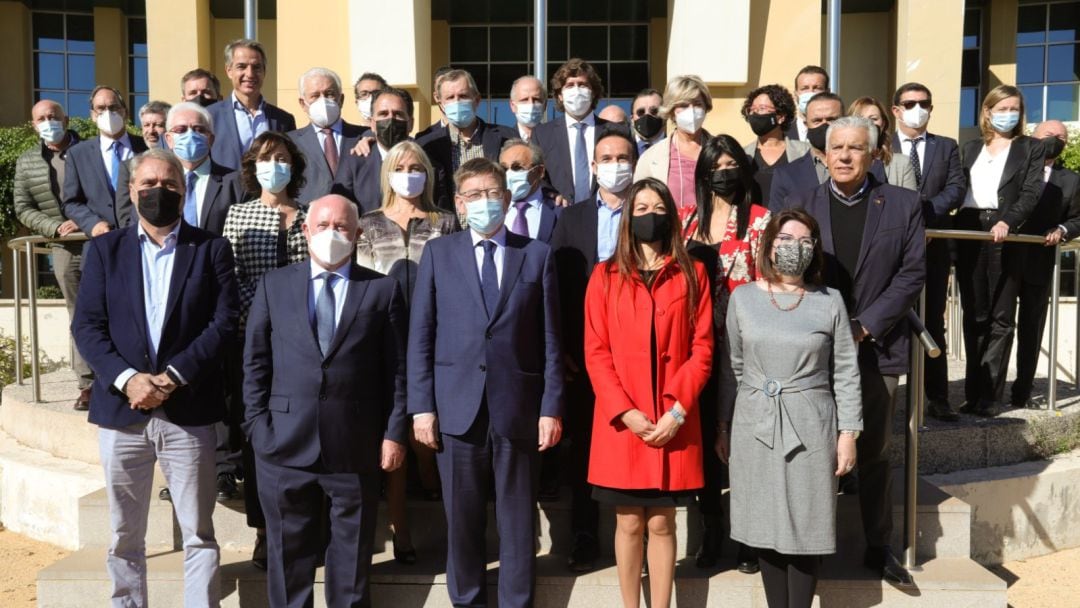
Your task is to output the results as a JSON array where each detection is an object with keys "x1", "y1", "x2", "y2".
[{"x1": 585, "y1": 177, "x2": 713, "y2": 608}]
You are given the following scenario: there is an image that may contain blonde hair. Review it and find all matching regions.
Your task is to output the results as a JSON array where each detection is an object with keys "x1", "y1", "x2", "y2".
[
  {"x1": 848, "y1": 96, "x2": 892, "y2": 164},
  {"x1": 659, "y1": 75, "x2": 712, "y2": 122},
  {"x1": 379, "y1": 141, "x2": 440, "y2": 221},
  {"x1": 980, "y1": 85, "x2": 1026, "y2": 144}
]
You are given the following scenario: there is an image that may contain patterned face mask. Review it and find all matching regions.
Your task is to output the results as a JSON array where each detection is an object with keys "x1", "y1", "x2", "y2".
[{"x1": 773, "y1": 240, "x2": 814, "y2": 277}]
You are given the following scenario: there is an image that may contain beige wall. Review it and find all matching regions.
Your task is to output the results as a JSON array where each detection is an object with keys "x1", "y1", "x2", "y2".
[
  {"x1": 895, "y1": 0, "x2": 965, "y2": 141},
  {"x1": 212, "y1": 19, "x2": 279, "y2": 105},
  {"x1": 835, "y1": 12, "x2": 893, "y2": 108},
  {"x1": 0, "y1": 1, "x2": 31, "y2": 126},
  {"x1": 986, "y1": 0, "x2": 1019, "y2": 89},
  {"x1": 93, "y1": 7, "x2": 127, "y2": 101},
  {"x1": 145, "y1": 0, "x2": 213, "y2": 106},
  {"x1": 275, "y1": 0, "x2": 354, "y2": 126}
]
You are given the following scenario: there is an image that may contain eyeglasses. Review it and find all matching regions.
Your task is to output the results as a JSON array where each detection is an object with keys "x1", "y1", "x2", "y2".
[
  {"x1": 459, "y1": 188, "x2": 504, "y2": 201},
  {"x1": 775, "y1": 234, "x2": 817, "y2": 247},
  {"x1": 93, "y1": 104, "x2": 123, "y2": 113},
  {"x1": 355, "y1": 89, "x2": 378, "y2": 100},
  {"x1": 169, "y1": 125, "x2": 210, "y2": 135},
  {"x1": 897, "y1": 100, "x2": 932, "y2": 110},
  {"x1": 633, "y1": 107, "x2": 659, "y2": 117},
  {"x1": 749, "y1": 105, "x2": 777, "y2": 114}
]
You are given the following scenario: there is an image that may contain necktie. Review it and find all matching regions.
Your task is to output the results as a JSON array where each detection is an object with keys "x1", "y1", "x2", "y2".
[
  {"x1": 511, "y1": 201, "x2": 530, "y2": 237},
  {"x1": 573, "y1": 122, "x2": 590, "y2": 202},
  {"x1": 183, "y1": 171, "x2": 199, "y2": 226},
  {"x1": 480, "y1": 240, "x2": 499, "y2": 317},
  {"x1": 321, "y1": 127, "x2": 339, "y2": 177},
  {"x1": 110, "y1": 141, "x2": 123, "y2": 193},
  {"x1": 908, "y1": 137, "x2": 924, "y2": 188},
  {"x1": 316, "y1": 273, "x2": 336, "y2": 356}
]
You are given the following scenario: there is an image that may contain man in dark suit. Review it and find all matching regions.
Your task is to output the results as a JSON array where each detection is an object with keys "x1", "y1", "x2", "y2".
[
  {"x1": 890, "y1": 82, "x2": 967, "y2": 420},
  {"x1": 778, "y1": 116, "x2": 925, "y2": 585},
  {"x1": 499, "y1": 139, "x2": 560, "y2": 243},
  {"x1": 62, "y1": 85, "x2": 148, "y2": 237},
  {"x1": 206, "y1": 39, "x2": 296, "y2": 170},
  {"x1": 784, "y1": 65, "x2": 830, "y2": 141},
  {"x1": 409, "y1": 158, "x2": 564, "y2": 607},
  {"x1": 768, "y1": 92, "x2": 843, "y2": 210},
  {"x1": 72, "y1": 148, "x2": 239, "y2": 607},
  {"x1": 287, "y1": 68, "x2": 366, "y2": 206},
  {"x1": 332, "y1": 87, "x2": 417, "y2": 213},
  {"x1": 244, "y1": 194, "x2": 407, "y2": 607}
]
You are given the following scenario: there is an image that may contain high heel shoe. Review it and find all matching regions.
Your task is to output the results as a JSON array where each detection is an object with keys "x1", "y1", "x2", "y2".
[{"x1": 393, "y1": 535, "x2": 417, "y2": 565}]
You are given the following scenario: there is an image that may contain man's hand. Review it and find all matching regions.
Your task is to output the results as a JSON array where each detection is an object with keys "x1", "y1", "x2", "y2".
[
  {"x1": 1045, "y1": 227, "x2": 1066, "y2": 246},
  {"x1": 553, "y1": 194, "x2": 570, "y2": 208},
  {"x1": 538, "y1": 416, "x2": 562, "y2": 451},
  {"x1": 57, "y1": 220, "x2": 79, "y2": 237},
  {"x1": 380, "y1": 439, "x2": 406, "y2": 471},
  {"x1": 851, "y1": 320, "x2": 870, "y2": 343},
  {"x1": 124, "y1": 373, "x2": 169, "y2": 410},
  {"x1": 413, "y1": 414, "x2": 440, "y2": 450},
  {"x1": 91, "y1": 221, "x2": 111, "y2": 237},
  {"x1": 990, "y1": 220, "x2": 1010, "y2": 243},
  {"x1": 350, "y1": 135, "x2": 376, "y2": 157},
  {"x1": 714, "y1": 424, "x2": 731, "y2": 464},
  {"x1": 149, "y1": 372, "x2": 178, "y2": 395},
  {"x1": 620, "y1": 409, "x2": 656, "y2": 440},
  {"x1": 643, "y1": 407, "x2": 683, "y2": 447}
]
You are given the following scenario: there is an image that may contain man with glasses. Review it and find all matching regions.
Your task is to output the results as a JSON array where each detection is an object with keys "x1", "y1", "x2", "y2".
[
  {"x1": 353, "y1": 71, "x2": 388, "y2": 127},
  {"x1": 630, "y1": 88, "x2": 665, "y2": 155}
]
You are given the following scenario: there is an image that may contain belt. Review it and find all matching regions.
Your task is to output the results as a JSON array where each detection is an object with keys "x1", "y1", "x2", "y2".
[{"x1": 741, "y1": 370, "x2": 831, "y2": 458}]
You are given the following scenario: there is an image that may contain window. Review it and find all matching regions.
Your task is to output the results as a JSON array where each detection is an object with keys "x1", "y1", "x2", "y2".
[
  {"x1": 1016, "y1": 1, "x2": 1080, "y2": 122},
  {"x1": 32, "y1": 11, "x2": 95, "y2": 116},
  {"x1": 128, "y1": 17, "x2": 148, "y2": 113},
  {"x1": 960, "y1": 7, "x2": 983, "y2": 128}
]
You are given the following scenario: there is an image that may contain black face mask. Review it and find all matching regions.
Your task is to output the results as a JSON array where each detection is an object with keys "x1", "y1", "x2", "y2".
[
  {"x1": 376, "y1": 118, "x2": 410, "y2": 149},
  {"x1": 138, "y1": 187, "x2": 183, "y2": 227},
  {"x1": 195, "y1": 95, "x2": 217, "y2": 108},
  {"x1": 710, "y1": 168, "x2": 742, "y2": 197},
  {"x1": 806, "y1": 123, "x2": 830, "y2": 152},
  {"x1": 633, "y1": 114, "x2": 664, "y2": 140},
  {"x1": 747, "y1": 113, "x2": 779, "y2": 137},
  {"x1": 631, "y1": 212, "x2": 671, "y2": 244},
  {"x1": 1043, "y1": 136, "x2": 1066, "y2": 161}
]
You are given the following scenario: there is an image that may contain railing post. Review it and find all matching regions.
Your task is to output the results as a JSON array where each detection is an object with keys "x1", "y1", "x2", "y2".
[
  {"x1": 26, "y1": 241, "x2": 41, "y2": 402},
  {"x1": 948, "y1": 267, "x2": 962, "y2": 360},
  {"x1": 1074, "y1": 250, "x2": 1079, "y2": 385},
  {"x1": 12, "y1": 243, "x2": 23, "y2": 385},
  {"x1": 904, "y1": 288, "x2": 926, "y2": 570},
  {"x1": 1049, "y1": 242, "x2": 1062, "y2": 410}
]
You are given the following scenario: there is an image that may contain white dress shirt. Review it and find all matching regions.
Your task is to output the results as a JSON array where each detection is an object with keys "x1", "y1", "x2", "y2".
[
  {"x1": 898, "y1": 132, "x2": 927, "y2": 174},
  {"x1": 963, "y1": 142, "x2": 1011, "y2": 210},
  {"x1": 565, "y1": 113, "x2": 596, "y2": 186},
  {"x1": 99, "y1": 132, "x2": 134, "y2": 183},
  {"x1": 470, "y1": 225, "x2": 507, "y2": 287},
  {"x1": 796, "y1": 117, "x2": 808, "y2": 141},
  {"x1": 307, "y1": 259, "x2": 351, "y2": 329},
  {"x1": 504, "y1": 187, "x2": 544, "y2": 239}
]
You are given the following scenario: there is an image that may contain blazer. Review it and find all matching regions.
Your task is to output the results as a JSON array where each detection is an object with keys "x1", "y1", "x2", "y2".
[
  {"x1": 206, "y1": 98, "x2": 297, "y2": 170},
  {"x1": 531, "y1": 115, "x2": 630, "y2": 201},
  {"x1": 1014, "y1": 166, "x2": 1080, "y2": 285},
  {"x1": 417, "y1": 119, "x2": 515, "y2": 211},
  {"x1": 61, "y1": 135, "x2": 148, "y2": 234},
  {"x1": 287, "y1": 121, "x2": 367, "y2": 206},
  {"x1": 742, "y1": 137, "x2": 811, "y2": 164},
  {"x1": 243, "y1": 261, "x2": 408, "y2": 473},
  {"x1": 892, "y1": 132, "x2": 967, "y2": 227},
  {"x1": 778, "y1": 177, "x2": 926, "y2": 374},
  {"x1": 550, "y1": 198, "x2": 602, "y2": 370},
  {"x1": 407, "y1": 229, "x2": 565, "y2": 441},
  {"x1": 332, "y1": 146, "x2": 384, "y2": 213},
  {"x1": 516, "y1": 193, "x2": 561, "y2": 243},
  {"x1": 71, "y1": 222, "x2": 239, "y2": 429},
  {"x1": 784, "y1": 119, "x2": 803, "y2": 142},
  {"x1": 768, "y1": 153, "x2": 822, "y2": 211},
  {"x1": 115, "y1": 160, "x2": 241, "y2": 235},
  {"x1": 881, "y1": 153, "x2": 918, "y2": 191},
  {"x1": 961, "y1": 135, "x2": 1046, "y2": 230}
]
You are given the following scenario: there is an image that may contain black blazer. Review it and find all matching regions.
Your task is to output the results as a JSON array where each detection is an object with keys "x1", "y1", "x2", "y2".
[
  {"x1": 768, "y1": 153, "x2": 819, "y2": 212},
  {"x1": 332, "y1": 148, "x2": 384, "y2": 214},
  {"x1": 1014, "y1": 166, "x2": 1080, "y2": 285},
  {"x1": 417, "y1": 119, "x2": 515, "y2": 211},
  {"x1": 115, "y1": 160, "x2": 241, "y2": 236},
  {"x1": 549, "y1": 198, "x2": 601, "y2": 370},
  {"x1": 61, "y1": 135, "x2": 148, "y2": 234},
  {"x1": 960, "y1": 135, "x2": 1045, "y2": 230},
  {"x1": 530, "y1": 115, "x2": 630, "y2": 202},
  {"x1": 892, "y1": 132, "x2": 967, "y2": 227},
  {"x1": 287, "y1": 121, "x2": 367, "y2": 206},
  {"x1": 207, "y1": 98, "x2": 297, "y2": 170}
]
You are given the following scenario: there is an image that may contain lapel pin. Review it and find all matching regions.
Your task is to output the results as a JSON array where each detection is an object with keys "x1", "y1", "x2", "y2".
[{"x1": 874, "y1": 196, "x2": 884, "y2": 206}]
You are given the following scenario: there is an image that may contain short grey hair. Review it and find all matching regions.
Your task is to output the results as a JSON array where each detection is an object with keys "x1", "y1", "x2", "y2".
[
  {"x1": 500, "y1": 138, "x2": 545, "y2": 167},
  {"x1": 826, "y1": 116, "x2": 879, "y2": 150},
  {"x1": 434, "y1": 69, "x2": 480, "y2": 100},
  {"x1": 224, "y1": 38, "x2": 266, "y2": 67},
  {"x1": 130, "y1": 148, "x2": 184, "y2": 186},
  {"x1": 139, "y1": 100, "x2": 171, "y2": 119},
  {"x1": 298, "y1": 67, "x2": 343, "y2": 98},
  {"x1": 166, "y1": 101, "x2": 214, "y2": 134},
  {"x1": 509, "y1": 75, "x2": 547, "y2": 101}
]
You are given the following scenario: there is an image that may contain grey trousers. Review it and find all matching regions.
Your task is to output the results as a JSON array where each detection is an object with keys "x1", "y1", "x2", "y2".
[
  {"x1": 52, "y1": 243, "x2": 92, "y2": 389},
  {"x1": 99, "y1": 409, "x2": 220, "y2": 608}
]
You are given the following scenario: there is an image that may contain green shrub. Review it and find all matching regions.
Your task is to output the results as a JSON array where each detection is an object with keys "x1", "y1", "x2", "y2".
[
  {"x1": 1059, "y1": 126, "x2": 1080, "y2": 173},
  {"x1": 36, "y1": 285, "x2": 63, "y2": 299},
  {"x1": 0, "y1": 329, "x2": 64, "y2": 392}
]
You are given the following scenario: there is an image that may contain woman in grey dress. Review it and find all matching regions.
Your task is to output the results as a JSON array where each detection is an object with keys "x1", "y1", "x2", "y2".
[{"x1": 720, "y1": 208, "x2": 863, "y2": 608}]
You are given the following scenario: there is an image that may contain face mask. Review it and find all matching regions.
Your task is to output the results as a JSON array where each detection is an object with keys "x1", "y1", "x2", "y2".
[
  {"x1": 137, "y1": 187, "x2": 182, "y2": 227},
  {"x1": 443, "y1": 100, "x2": 476, "y2": 129},
  {"x1": 561, "y1": 87, "x2": 593, "y2": 118},
  {"x1": 309, "y1": 228, "x2": 355, "y2": 267},
  {"x1": 634, "y1": 114, "x2": 664, "y2": 140},
  {"x1": 36, "y1": 120, "x2": 65, "y2": 145},
  {"x1": 170, "y1": 129, "x2": 210, "y2": 163},
  {"x1": 595, "y1": 162, "x2": 633, "y2": 193},
  {"x1": 990, "y1": 111, "x2": 1020, "y2": 133},
  {"x1": 806, "y1": 123, "x2": 830, "y2": 152},
  {"x1": 773, "y1": 240, "x2": 815, "y2": 277},
  {"x1": 630, "y1": 212, "x2": 671, "y2": 244},
  {"x1": 675, "y1": 106, "x2": 707, "y2": 134},
  {"x1": 375, "y1": 118, "x2": 410, "y2": 149},
  {"x1": 357, "y1": 97, "x2": 373, "y2": 121},
  {"x1": 255, "y1": 161, "x2": 292, "y2": 194},
  {"x1": 506, "y1": 169, "x2": 535, "y2": 201},
  {"x1": 515, "y1": 102, "x2": 543, "y2": 128},
  {"x1": 710, "y1": 168, "x2": 742, "y2": 197},
  {"x1": 307, "y1": 96, "x2": 341, "y2": 128},
  {"x1": 797, "y1": 92, "x2": 816, "y2": 115},
  {"x1": 900, "y1": 106, "x2": 930, "y2": 130},
  {"x1": 389, "y1": 171, "x2": 426, "y2": 198},
  {"x1": 195, "y1": 95, "x2": 217, "y2": 108},
  {"x1": 465, "y1": 198, "x2": 505, "y2": 234},
  {"x1": 1043, "y1": 136, "x2": 1066, "y2": 161},
  {"x1": 747, "y1": 113, "x2": 779, "y2": 137},
  {"x1": 96, "y1": 110, "x2": 125, "y2": 136}
]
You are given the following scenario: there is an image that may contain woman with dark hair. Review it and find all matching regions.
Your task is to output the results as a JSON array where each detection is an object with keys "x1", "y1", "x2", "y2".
[
  {"x1": 740, "y1": 84, "x2": 810, "y2": 203},
  {"x1": 685, "y1": 134, "x2": 770, "y2": 571},
  {"x1": 585, "y1": 178, "x2": 712, "y2": 608},
  {"x1": 848, "y1": 96, "x2": 917, "y2": 190},
  {"x1": 723, "y1": 209, "x2": 862, "y2": 608}
]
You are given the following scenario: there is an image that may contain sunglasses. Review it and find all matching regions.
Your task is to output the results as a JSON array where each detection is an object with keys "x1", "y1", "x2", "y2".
[{"x1": 897, "y1": 100, "x2": 932, "y2": 110}]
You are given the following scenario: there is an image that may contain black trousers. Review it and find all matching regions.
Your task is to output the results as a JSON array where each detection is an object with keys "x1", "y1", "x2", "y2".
[
  {"x1": 1012, "y1": 276, "x2": 1055, "y2": 404},
  {"x1": 565, "y1": 377, "x2": 600, "y2": 542},
  {"x1": 220, "y1": 340, "x2": 267, "y2": 528},
  {"x1": 758, "y1": 549, "x2": 821, "y2": 608},
  {"x1": 856, "y1": 359, "x2": 899, "y2": 548},
  {"x1": 923, "y1": 236, "x2": 953, "y2": 402}
]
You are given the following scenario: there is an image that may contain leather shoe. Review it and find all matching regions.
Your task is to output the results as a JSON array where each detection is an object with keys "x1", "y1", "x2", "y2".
[
  {"x1": 694, "y1": 521, "x2": 721, "y2": 568},
  {"x1": 567, "y1": 535, "x2": 598, "y2": 573},
  {"x1": 216, "y1": 473, "x2": 239, "y2": 502},
  {"x1": 252, "y1": 533, "x2": 267, "y2": 570},
  {"x1": 72, "y1": 388, "x2": 91, "y2": 412},
  {"x1": 158, "y1": 487, "x2": 171, "y2": 502},
  {"x1": 735, "y1": 543, "x2": 759, "y2": 574},
  {"x1": 925, "y1": 399, "x2": 959, "y2": 422},
  {"x1": 974, "y1": 399, "x2": 1001, "y2": 418},
  {"x1": 865, "y1": 545, "x2": 913, "y2": 586},
  {"x1": 392, "y1": 534, "x2": 417, "y2": 565}
]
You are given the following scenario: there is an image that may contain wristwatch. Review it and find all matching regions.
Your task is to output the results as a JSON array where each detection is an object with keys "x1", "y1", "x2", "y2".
[
  {"x1": 668, "y1": 408, "x2": 686, "y2": 426},
  {"x1": 165, "y1": 367, "x2": 184, "y2": 386}
]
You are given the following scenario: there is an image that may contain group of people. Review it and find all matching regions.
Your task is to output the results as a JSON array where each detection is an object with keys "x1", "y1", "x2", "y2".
[{"x1": 13, "y1": 35, "x2": 1079, "y2": 608}]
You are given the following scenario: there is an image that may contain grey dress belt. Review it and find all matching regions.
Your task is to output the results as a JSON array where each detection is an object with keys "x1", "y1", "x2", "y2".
[{"x1": 741, "y1": 369, "x2": 832, "y2": 457}]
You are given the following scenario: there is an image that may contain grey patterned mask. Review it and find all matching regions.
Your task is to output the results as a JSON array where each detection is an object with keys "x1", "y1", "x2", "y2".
[{"x1": 774, "y1": 240, "x2": 814, "y2": 277}]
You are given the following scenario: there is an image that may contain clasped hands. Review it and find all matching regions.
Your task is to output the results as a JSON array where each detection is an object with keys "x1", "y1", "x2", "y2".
[
  {"x1": 621, "y1": 403, "x2": 686, "y2": 448},
  {"x1": 124, "y1": 372, "x2": 178, "y2": 410}
]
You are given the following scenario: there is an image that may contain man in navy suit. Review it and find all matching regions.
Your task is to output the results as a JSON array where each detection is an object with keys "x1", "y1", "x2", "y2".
[
  {"x1": 244, "y1": 194, "x2": 408, "y2": 608},
  {"x1": 499, "y1": 139, "x2": 560, "y2": 243},
  {"x1": 206, "y1": 39, "x2": 296, "y2": 171},
  {"x1": 778, "y1": 116, "x2": 925, "y2": 586},
  {"x1": 62, "y1": 85, "x2": 148, "y2": 237},
  {"x1": 891, "y1": 82, "x2": 967, "y2": 420},
  {"x1": 332, "y1": 87, "x2": 417, "y2": 213},
  {"x1": 409, "y1": 158, "x2": 564, "y2": 607},
  {"x1": 72, "y1": 148, "x2": 239, "y2": 607},
  {"x1": 768, "y1": 92, "x2": 843, "y2": 210}
]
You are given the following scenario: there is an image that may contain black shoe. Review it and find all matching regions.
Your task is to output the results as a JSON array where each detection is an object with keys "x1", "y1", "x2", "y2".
[
  {"x1": 158, "y1": 487, "x2": 171, "y2": 502},
  {"x1": 393, "y1": 534, "x2": 417, "y2": 565},
  {"x1": 926, "y1": 399, "x2": 960, "y2": 422},
  {"x1": 216, "y1": 473, "x2": 239, "y2": 502},
  {"x1": 252, "y1": 533, "x2": 267, "y2": 570},
  {"x1": 72, "y1": 388, "x2": 91, "y2": 412},
  {"x1": 864, "y1": 545, "x2": 913, "y2": 586},
  {"x1": 974, "y1": 399, "x2": 1001, "y2": 418},
  {"x1": 568, "y1": 535, "x2": 598, "y2": 573},
  {"x1": 958, "y1": 401, "x2": 977, "y2": 414},
  {"x1": 694, "y1": 521, "x2": 721, "y2": 569},
  {"x1": 735, "y1": 543, "x2": 759, "y2": 574}
]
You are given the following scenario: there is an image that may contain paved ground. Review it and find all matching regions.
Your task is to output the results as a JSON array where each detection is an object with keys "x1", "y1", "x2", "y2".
[{"x1": 0, "y1": 527, "x2": 70, "y2": 606}]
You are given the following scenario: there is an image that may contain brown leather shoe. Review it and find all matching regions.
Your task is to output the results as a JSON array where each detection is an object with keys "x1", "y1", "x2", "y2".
[{"x1": 72, "y1": 388, "x2": 91, "y2": 411}]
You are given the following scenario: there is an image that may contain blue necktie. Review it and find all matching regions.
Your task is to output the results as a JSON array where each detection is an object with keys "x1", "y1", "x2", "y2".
[
  {"x1": 316, "y1": 273, "x2": 336, "y2": 356},
  {"x1": 183, "y1": 171, "x2": 199, "y2": 226},
  {"x1": 480, "y1": 240, "x2": 499, "y2": 317},
  {"x1": 573, "y1": 122, "x2": 590, "y2": 202},
  {"x1": 110, "y1": 141, "x2": 123, "y2": 193}
]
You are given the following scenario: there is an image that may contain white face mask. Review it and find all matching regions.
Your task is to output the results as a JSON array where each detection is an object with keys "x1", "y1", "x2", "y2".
[
  {"x1": 389, "y1": 171, "x2": 427, "y2": 198},
  {"x1": 309, "y1": 228, "x2": 355, "y2": 267},
  {"x1": 515, "y1": 102, "x2": 543, "y2": 128},
  {"x1": 900, "y1": 105, "x2": 930, "y2": 130},
  {"x1": 357, "y1": 97, "x2": 373, "y2": 121},
  {"x1": 562, "y1": 86, "x2": 593, "y2": 118},
  {"x1": 595, "y1": 162, "x2": 633, "y2": 193},
  {"x1": 36, "y1": 120, "x2": 66, "y2": 145},
  {"x1": 96, "y1": 110, "x2": 125, "y2": 136},
  {"x1": 674, "y1": 105, "x2": 706, "y2": 134},
  {"x1": 308, "y1": 96, "x2": 341, "y2": 128}
]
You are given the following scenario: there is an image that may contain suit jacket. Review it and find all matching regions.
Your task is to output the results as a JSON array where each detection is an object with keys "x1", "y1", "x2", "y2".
[
  {"x1": 1014, "y1": 166, "x2": 1080, "y2": 285},
  {"x1": 960, "y1": 135, "x2": 1045, "y2": 230},
  {"x1": 417, "y1": 119, "x2": 515, "y2": 211},
  {"x1": 71, "y1": 222, "x2": 239, "y2": 429},
  {"x1": 742, "y1": 137, "x2": 811, "y2": 164},
  {"x1": 287, "y1": 121, "x2": 367, "y2": 206},
  {"x1": 768, "y1": 153, "x2": 822, "y2": 211},
  {"x1": 784, "y1": 119, "x2": 803, "y2": 142},
  {"x1": 778, "y1": 177, "x2": 926, "y2": 374},
  {"x1": 550, "y1": 198, "x2": 601, "y2": 370},
  {"x1": 531, "y1": 115, "x2": 630, "y2": 202},
  {"x1": 407, "y1": 229, "x2": 565, "y2": 441},
  {"x1": 892, "y1": 132, "x2": 966, "y2": 227},
  {"x1": 115, "y1": 159, "x2": 241, "y2": 235},
  {"x1": 243, "y1": 261, "x2": 408, "y2": 473},
  {"x1": 207, "y1": 98, "x2": 297, "y2": 170},
  {"x1": 332, "y1": 149, "x2": 384, "y2": 214},
  {"x1": 61, "y1": 135, "x2": 148, "y2": 234}
]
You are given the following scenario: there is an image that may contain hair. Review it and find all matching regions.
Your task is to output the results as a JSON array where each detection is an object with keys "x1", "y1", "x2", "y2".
[
  {"x1": 659, "y1": 74, "x2": 712, "y2": 122},
  {"x1": 500, "y1": 138, "x2": 545, "y2": 166},
  {"x1": 848, "y1": 96, "x2": 893, "y2": 163},
  {"x1": 892, "y1": 82, "x2": 933, "y2": 107},
  {"x1": 355, "y1": 72, "x2": 388, "y2": 89},
  {"x1": 693, "y1": 134, "x2": 756, "y2": 243},
  {"x1": 88, "y1": 85, "x2": 127, "y2": 112},
  {"x1": 166, "y1": 101, "x2": 214, "y2": 133},
  {"x1": 794, "y1": 65, "x2": 830, "y2": 91},
  {"x1": 297, "y1": 67, "x2": 342, "y2": 98},
  {"x1": 740, "y1": 84, "x2": 797, "y2": 130},
  {"x1": 980, "y1": 84, "x2": 1026, "y2": 143},
  {"x1": 633, "y1": 88, "x2": 663, "y2": 105},
  {"x1": 825, "y1": 115, "x2": 879, "y2": 151},
  {"x1": 139, "y1": 100, "x2": 171, "y2": 119},
  {"x1": 806, "y1": 91, "x2": 844, "y2": 115},
  {"x1": 510, "y1": 75, "x2": 547, "y2": 101},
  {"x1": 130, "y1": 148, "x2": 184, "y2": 186},
  {"x1": 454, "y1": 157, "x2": 506, "y2": 192},
  {"x1": 379, "y1": 141, "x2": 440, "y2": 221},
  {"x1": 240, "y1": 131, "x2": 307, "y2": 200},
  {"x1": 180, "y1": 68, "x2": 221, "y2": 99},
  {"x1": 224, "y1": 38, "x2": 266, "y2": 67},
  {"x1": 550, "y1": 58, "x2": 605, "y2": 113},
  {"x1": 431, "y1": 66, "x2": 452, "y2": 101},
  {"x1": 370, "y1": 87, "x2": 415, "y2": 120},
  {"x1": 435, "y1": 69, "x2": 480, "y2": 101},
  {"x1": 757, "y1": 208, "x2": 825, "y2": 285},
  {"x1": 593, "y1": 127, "x2": 639, "y2": 164}
]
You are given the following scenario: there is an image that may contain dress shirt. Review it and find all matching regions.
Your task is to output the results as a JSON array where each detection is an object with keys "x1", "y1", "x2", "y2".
[
  {"x1": 307, "y1": 258, "x2": 351, "y2": 330},
  {"x1": 565, "y1": 113, "x2": 597, "y2": 187},
  {"x1": 470, "y1": 225, "x2": 507, "y2": 287},
  {"x1": 828, "y1": 178, "x2": 871, "y2": 207},
  {"x1": 596, "y1": 193, "x2": 623, "y2": 262},
  {"x1": 99, "y1": 132, "x2": 134, "y2": 184},
  {"x1": 184, "y1": 159, "x2": 212, "y2": 226},
  {"x1": 796, "y1": 117, "x2": 808, "y2": 141},
  {"x1": 517, "y1": 124, "x2": 531, "y2": 142},
  {"x1": 898, "y1": 131, "x2": 927, "y2": 174},
  {"x1": 504, "y1": 187, "x2": 544, "y2": 239},
  {"x1": 314, "y1": 119, "x2": 343, "y2": 152},
  {"x1": 232, "y1": 93, "x2": 268, "y2": 153},
  {"x1": 635, "y1": 132, "x2": 665, "y2": 156},
  {"x1": 963, "y1": 142, "x2": 1011, "y2": 210}
]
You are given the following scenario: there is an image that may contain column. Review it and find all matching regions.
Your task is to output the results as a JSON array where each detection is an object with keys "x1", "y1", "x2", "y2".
[
  {"x1": 895, "y1": 0, "x2": 966, "y2": 140},
  {"x1": 145, "y1": 0, "x2": 213, "y2": 103},
  {"x1": 93, "y1": 7, "x2": 126, "y2": 97}
]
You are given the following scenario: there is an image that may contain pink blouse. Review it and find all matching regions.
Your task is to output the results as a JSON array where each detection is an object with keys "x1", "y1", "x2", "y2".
[{"x1": 668, "y1": 140, "x2": 699, "y2": 220}]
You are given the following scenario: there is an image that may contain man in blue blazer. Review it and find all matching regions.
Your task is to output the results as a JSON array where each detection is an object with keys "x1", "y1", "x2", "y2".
[
  {"x1": 409, "y1": 158, "x2": 564, "y2": 608},
  {"x1": 777, "y1": 116, "x2": 925, "y2": 586},
  {"x1": 244, "y1": 194, "x2": 408, "y2": 607},
  {"x1": 206, "y1": 39, "x2": 296, "y2": 171},
  {"x1": 767, "y1": 92, "x2": 843, "y2": 211},
  {"x1": 499, "y1": 139, "x2": 560, "y2": 243},
  {"x1": 72, "y1": 148, "x2": 239, "y2": 607}
]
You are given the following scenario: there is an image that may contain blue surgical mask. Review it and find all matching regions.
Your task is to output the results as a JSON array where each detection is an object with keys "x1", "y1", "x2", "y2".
[
  {"x1": 170, "y1": 129, "x2": 209, "y2": 163},
  {"x1": 465, "y1": 198, "x2": 505, "y2": 234},
  {"x1": 514, "y1": 102, "x2": 543, "y2": 128},
  {"x1": 255, "y1": 161, "x2": 292, "y2": 194},
  {"x1": 797, "y1": 91, "x2": 816, "y2": 115},
  {"x1": 35, "y1": 120, "x2": 65, "y2": 145},
  {"x1": 443, "y1": 101, "x2": 476, "y2": 129},
  {"x1": 990, "y1": 111, "x2": 1021, "y2": 133},
  {"x1": 506, "y1": 169, "x2": 534, "y2": 201}
]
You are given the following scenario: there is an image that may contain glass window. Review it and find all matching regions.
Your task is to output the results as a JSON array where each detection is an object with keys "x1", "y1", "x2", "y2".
[
  {"x1": 1049, "y1": 2, "x2": 1080, "y2": 43},
  {"x1": 128, "y1": 18, "x2": 148, "y2": 113},
  {"x1": 963, "y1": 7, "x2": 982, "y2": 49},
  {"x1": 960, "y1": 7, "x2": 982, "y2": 129},
  {"x1": 1046, "y1": 83, "x2": 1079, "y2": 120},
  {"x1": 1017, "y1": 4, "x2": 1046, "y2": 45},
  {"x1": 1017, "y1": 46, "x2": 1045, "y2": 84},
  {"x1": 32, "y1": 11, "x2": 95, "y2": 117},
  {"x1": 1020, "y1": 85, "x2": 1044, "y2": 123},
  {"x1": 1047, "y1": 43, "x2": 1079, "y2": 82},
  {"x1": 960, "y1": 87, "x2": 979, "y2": 128},
  {"x1": 32, "y1": 13, "x2": 64, "y2": 51},
  {"x1": 962, "y1": 48, "x2": 981, "y2": 87},
  {"x1": 1014, "y1": 2, "x2": 1080, "y2": 121}
]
